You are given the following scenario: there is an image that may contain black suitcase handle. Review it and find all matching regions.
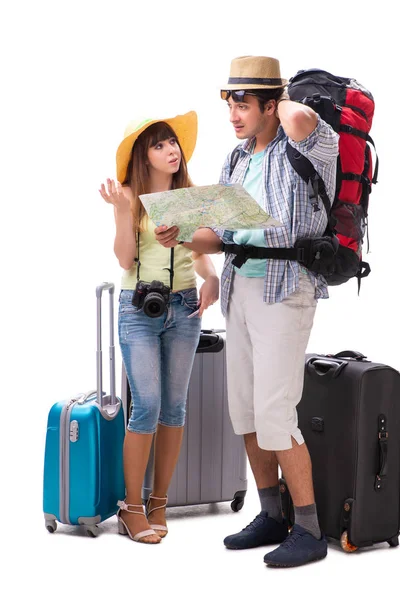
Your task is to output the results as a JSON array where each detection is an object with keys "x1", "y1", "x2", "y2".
[
  {"x1": 375, "y1": 414, "x2": 389, "y2": 492},
  {"x1": 197, "y1": 330, "x2": 225, "y2": 354},
  {"x1": 333, "y1": 350, "x2": 367, "y2": 361},
  {"x1": 306, "y1": 357, "x2": 347, "y2": 379}
]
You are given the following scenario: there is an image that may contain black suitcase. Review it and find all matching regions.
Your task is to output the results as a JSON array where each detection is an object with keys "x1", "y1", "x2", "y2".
[{"x1": 280, "y1": 350, "x2": 400, "y2": 553}]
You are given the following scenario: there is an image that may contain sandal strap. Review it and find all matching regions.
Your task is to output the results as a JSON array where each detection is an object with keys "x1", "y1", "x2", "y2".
[
  {"x1": 147, "y1": 494, "x2": 167, "y2": 516},
  {"x1": 133, "y1": 529, "x2": 158, "y2": 542},
  {"x1": 117, "y1": 500, "x2": 145, "y2": 515},
  {"x1": 149, "y1": 494, "x2": 168, "y2": 501},
  {"x1": 151, "y1": 524, "x2": 168, "y2": 532}
]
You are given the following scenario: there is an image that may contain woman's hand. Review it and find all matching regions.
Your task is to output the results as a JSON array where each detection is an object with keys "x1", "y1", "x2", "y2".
[
  {"x1": 154, "y1": 225, "x2": 180, "y2": 248},
  {"x1": 198, "y1": 275, "x2": 219, "y2": 316},
  {"x1": 99, "y1": 179, "x2": 131, "y2": 212}
]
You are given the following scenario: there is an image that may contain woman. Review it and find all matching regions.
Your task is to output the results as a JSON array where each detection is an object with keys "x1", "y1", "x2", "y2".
[{"x1": 99, "y1": 112, "x2": 219, "y2": 544}]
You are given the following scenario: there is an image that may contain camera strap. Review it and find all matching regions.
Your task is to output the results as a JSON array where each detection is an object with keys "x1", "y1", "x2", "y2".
[{"x1": 135, "y1": 232, "x2": 174, "y2": 290}]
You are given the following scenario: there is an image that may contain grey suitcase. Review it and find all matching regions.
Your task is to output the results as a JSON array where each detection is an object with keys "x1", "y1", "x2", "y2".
[{"x1": 121, "y1": 329, "x2": 248, "y2": 511}]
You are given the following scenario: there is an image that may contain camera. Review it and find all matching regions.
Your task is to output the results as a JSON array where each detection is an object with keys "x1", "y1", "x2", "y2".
[{"x1": 132, "y1": 280, "x2": 171, "y2": 318}]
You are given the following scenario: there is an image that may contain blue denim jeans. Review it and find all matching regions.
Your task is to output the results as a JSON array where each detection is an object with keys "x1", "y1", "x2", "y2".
[{"x1": 119, "y1": 288, "x2": 202, "y2": 434}]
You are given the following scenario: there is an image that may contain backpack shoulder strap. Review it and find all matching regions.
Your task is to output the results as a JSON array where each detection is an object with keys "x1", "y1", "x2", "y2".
[
  {"x1": 286, "y1": 142, "x2": 333, "y2": 230},
  {"x1": 286, "y1": 141, "x2": 316, "y2": 181},
  {"x1": 229, "y1": 145, "x2": 242, "y2": 178}
]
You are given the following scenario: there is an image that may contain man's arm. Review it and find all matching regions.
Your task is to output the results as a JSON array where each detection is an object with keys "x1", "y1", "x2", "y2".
[
  {"x1": 154, "y1": 226, "x2": 222, "y2": 253},
  {"x1": 277, "y1": 99, "x2": 318, "y2": 142}
]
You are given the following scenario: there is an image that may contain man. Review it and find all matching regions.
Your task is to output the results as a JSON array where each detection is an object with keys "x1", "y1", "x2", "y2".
[{"x1": 155, "y1": 55, "x2": 338, "y2": 567}]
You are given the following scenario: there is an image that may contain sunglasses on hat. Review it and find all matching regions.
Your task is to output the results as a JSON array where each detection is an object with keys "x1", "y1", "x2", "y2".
[{"x1": 220, "y1": 90, "x2": 258, "y2": 102}]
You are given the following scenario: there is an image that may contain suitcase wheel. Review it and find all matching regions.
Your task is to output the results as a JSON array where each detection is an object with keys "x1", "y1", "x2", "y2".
[
  {"x1": 83, "y1": 525, "x2": 99, "y2": 538},
  {"x1": 388, "y1": 536, "x2": 399, "y2": 548},
  {"x1": 45, "y1": 519, "x2": 57, "y2": 534},
  {"x1": 231, "y1": 491, "x2": 246, "y2": 512},
  {"x1": 340, "y1": 530, "x2": 358, "y2": 553}
]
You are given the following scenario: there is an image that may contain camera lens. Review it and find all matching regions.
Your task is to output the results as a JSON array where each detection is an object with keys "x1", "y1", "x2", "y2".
[{"x1": 144, "y1": 292, "x2": 165, "y2": 318}]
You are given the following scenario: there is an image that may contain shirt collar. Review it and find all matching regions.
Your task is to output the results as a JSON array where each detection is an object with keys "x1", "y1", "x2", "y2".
[{"x1": 240, "y1": 125, "x2": 286, "y2": 155}]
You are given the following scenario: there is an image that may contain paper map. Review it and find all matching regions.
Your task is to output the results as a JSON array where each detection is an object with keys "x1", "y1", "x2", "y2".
[{"x1": 139, "y1": 184, "x2": 283, "y2": 241}]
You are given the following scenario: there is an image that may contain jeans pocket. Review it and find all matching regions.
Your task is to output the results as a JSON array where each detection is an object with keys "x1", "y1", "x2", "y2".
[
  {"x1": 182, "y1": 288, "x2": 199, "y2": 311},
  {"x1": 119, "y1": 303, "x2": 143, "y2": 316}
]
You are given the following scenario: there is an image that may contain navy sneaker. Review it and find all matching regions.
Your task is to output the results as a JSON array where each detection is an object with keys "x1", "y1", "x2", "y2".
[
  {"x1": 224, "y1": 511, "x2": 288, "y2": 550},
  {"x1": 263, "y1": 524, "x2": 328, "y2": 567}
]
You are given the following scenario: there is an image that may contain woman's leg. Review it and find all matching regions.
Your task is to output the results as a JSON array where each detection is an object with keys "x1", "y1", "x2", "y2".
[
  {"x1": 148, "y1": 289, "x2": 201, "y2": 530},
  {"x1": 118, "y1": 292, "x2": 164, "y2": 542},
  {"x1": 152, "y1": 425, "x2": 185, "y2": 498},
  {"x1": 121, "y1": 432, "x2": 160, "y2": 542}
]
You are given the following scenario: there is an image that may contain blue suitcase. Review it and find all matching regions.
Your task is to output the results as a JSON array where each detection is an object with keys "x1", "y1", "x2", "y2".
[{"x1": 43, "y1": 283, "x2": 125, "y2": 537}]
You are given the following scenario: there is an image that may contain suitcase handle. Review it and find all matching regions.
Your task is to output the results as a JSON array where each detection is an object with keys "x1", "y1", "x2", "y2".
[
  {"x1": 197, "y1": 332, "x2": 224, "y2": 353},
  {"x1": 375, "y1": 414, "x2": 388, "y2": 492},
  {"x1": 96, "y1": 283, "x2": 116, "y2": 407},
  {"x1": 306, "y1": 357, "x2": 347, "y2": 379},
  {"x1": 333, "y1": 350, "x2": 367, "y2": 361},
  {"x1": 76, "y1": 390, "x2": 106, "y2": 405}
]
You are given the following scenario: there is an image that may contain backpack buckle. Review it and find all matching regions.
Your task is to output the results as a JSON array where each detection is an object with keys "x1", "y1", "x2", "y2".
[
  {"x1": 308, "y1": 178, "x2": 321, "y2": 212},
  {"x1": 231, "y1": 246, "x2": 252, "y2": 269},
  {"x1": 296, "y1": 247, "x2": 306, "y2": 262}
]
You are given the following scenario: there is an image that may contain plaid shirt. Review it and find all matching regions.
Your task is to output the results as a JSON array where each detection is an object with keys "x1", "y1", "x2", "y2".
[{"x1": 215, "y1": 115, "x2": 339, "y2": 317}]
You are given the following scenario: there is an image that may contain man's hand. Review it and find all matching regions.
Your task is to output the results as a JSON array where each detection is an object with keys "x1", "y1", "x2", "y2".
[
  {"x1": 275, "y1": 89, "x2": 290, "y2": 118},
  {"x1": 154, "y1": 225, "x2": 181, "y2": 248},
  {"x1": 198, "y1": 275, "x2": 219, "y2": 316}
]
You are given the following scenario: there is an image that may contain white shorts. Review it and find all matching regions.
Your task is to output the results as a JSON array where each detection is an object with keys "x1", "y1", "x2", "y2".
[{"x1": 226, "y1": 270, "x2": 317, "y2": 451}]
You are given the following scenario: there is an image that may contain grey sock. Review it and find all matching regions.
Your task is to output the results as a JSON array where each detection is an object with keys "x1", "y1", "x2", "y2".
[
  {"x1": 258, "y1": 485, "x2": 283, "y2": 523},
  {"x1": 294, "y1": 504, "x2": 321, "y2": 539}
]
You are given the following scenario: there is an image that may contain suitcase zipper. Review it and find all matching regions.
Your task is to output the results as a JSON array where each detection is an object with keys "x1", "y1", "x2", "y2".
[{"x1": 59, "y1": 397, "x2": 80, "y2": 524}]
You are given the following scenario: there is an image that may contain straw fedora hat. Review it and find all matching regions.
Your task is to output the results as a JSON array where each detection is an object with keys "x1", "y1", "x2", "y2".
[
  {"x1": 222, "y1": 56, "x2": 287, "y2": 91},
  {"x1": 116, "y1": 111, "x2": 198, "y2": 183}
]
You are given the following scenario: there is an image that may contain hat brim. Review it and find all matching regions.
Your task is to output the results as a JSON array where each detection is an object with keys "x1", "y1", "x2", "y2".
[
  {"x1": 221, "y1": 79, "x2": 288, "y2": 91},
  {"x1": 116, "y1": 111, "x2": 198, "y2": 184}
]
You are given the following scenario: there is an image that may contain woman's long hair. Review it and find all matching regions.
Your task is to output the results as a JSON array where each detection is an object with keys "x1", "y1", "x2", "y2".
[{"x1": 122, "y1": 122, "x2": 193, "y2": 232}]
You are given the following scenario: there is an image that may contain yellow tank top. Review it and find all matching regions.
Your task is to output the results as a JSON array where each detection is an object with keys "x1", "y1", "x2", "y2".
[{"x1": 121, "y1": 219, "x2": 196, "y2": 291}]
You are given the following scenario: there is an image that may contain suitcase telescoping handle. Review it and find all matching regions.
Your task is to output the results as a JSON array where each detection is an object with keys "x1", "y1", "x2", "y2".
[{"x1": 96, "y1": 282, "x2": 116, "y2": 407}]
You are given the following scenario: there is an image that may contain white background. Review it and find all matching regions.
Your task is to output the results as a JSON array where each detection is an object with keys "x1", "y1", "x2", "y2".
[{"x1": 2, "y1": 0, "x2": 399, "y2": 598}]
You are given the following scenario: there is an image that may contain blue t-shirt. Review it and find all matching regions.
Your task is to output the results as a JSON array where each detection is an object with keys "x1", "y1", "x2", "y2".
[{"x1": 233, "y1": 150, "x2": 266, "y2": 277}]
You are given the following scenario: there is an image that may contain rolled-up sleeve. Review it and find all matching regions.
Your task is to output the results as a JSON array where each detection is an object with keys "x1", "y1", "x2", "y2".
[{"x1": 288, "y1": 115, "x2": 339, "y2": 164}]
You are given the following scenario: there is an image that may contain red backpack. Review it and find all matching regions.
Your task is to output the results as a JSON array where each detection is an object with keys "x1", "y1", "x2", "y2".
[{"x1": 287, "y1": 69, "x2": 378, "y2": 288}]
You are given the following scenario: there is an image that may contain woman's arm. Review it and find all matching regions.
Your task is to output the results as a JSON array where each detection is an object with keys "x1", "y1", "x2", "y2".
[
  {"x1": 193, "y1": 251, "x2": 218, "y2": 280},
  {"x1": 99, "y1": 179, "x2": 136, "y2": 269},
  {"x1": 113, "y1": 204, "x2": 136, "y2": 270},
  {"x1": 192, "y1": 252, "x2": 219, "y2": 316}
]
